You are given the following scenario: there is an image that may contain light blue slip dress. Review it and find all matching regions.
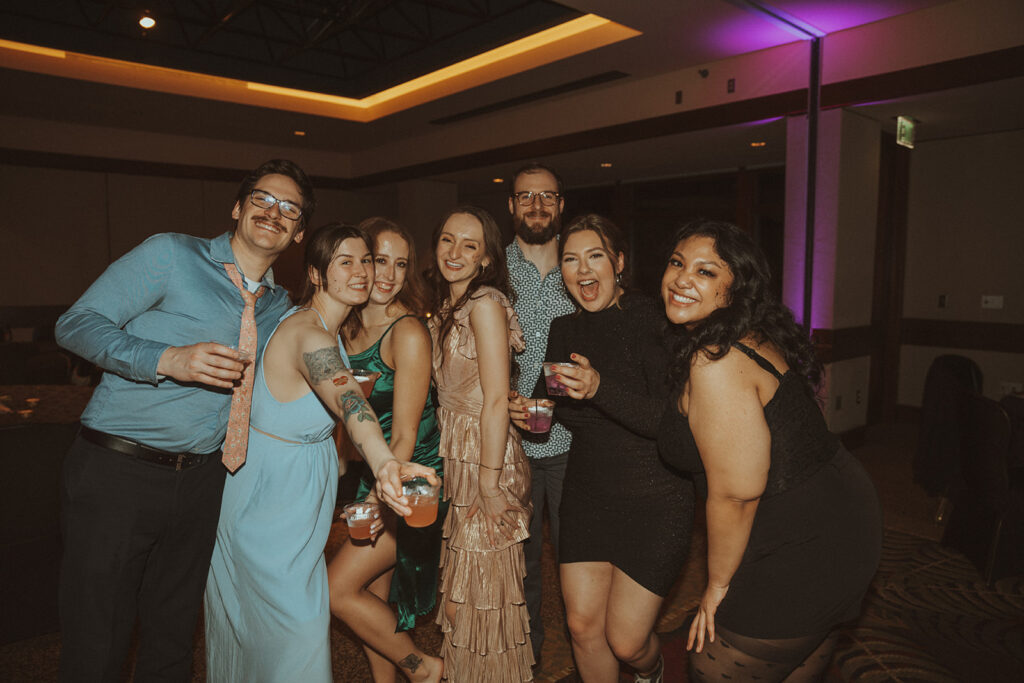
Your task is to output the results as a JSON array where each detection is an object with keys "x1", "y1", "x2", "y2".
[{"x1": 205, "y1": 307, "x2": 338, "y2": 682}]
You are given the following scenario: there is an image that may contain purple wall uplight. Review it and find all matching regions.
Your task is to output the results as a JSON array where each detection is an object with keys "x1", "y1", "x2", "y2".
[{"x1": 768, "y1": 0, "x2": 944, "y2": 34}]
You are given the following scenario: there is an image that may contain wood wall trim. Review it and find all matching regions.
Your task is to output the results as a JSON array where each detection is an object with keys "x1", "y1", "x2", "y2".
[
  {"x1": 0, "y1": 305, "x2": 68, "y2": 328},
  {"x1": 345, "y1": 90, "x2": 807, "y2": 188},
  {"x1": 820, "y1": 44, "x2": 1024, "y2": 109},
  {"x1": 0, "y1": 89, "x2": 806, "y2": 189},
  {"x1": 901, "y1": 318, "x2": 1024, "y2": 354},
  {"x1": 0, "y1": 149, "x2": 245, "y2": 182},
  {"x1": 0, "y1": 149, "x2": 356, "y2": 190},
  {"x1": 3, "y1": 46, "x2": 1022, "y2": 188},
  {"x1": 812, "y1": 326, "x2": 875, "y2": 364},
  {"x1": 813, "y1": 317, "x2": 1024, "y2": 363}
]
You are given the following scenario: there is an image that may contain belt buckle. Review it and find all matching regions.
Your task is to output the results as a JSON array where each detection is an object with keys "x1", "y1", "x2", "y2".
[{"x1": 175, "y1": 454, "x2": 186, "y2": 471}]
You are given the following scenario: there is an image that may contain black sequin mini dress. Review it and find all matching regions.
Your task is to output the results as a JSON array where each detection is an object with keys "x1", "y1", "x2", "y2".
[{"x1": 547, "y1": 295, "x2": 693, "y2": 597}]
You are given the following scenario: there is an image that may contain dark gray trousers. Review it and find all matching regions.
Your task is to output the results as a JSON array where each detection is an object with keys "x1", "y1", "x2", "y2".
[
  {"x1": 523, "y1": 451, "x2": 568, "y2": 661},
  {"x1": 58, "y1": 435, "x2": 226, "y2": 683}
]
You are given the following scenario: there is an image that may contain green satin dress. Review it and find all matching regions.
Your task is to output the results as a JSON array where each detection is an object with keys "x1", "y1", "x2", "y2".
[{"x1": 351, "y1": 315, "x2": 448, "y2": 631}]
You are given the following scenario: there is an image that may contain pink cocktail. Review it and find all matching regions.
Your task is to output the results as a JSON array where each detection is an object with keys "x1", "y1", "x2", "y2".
[
  {"x1": 526, "y1": 399, "x2": 554, "y2": 433},
  {"x1": 542, "y1": 361, "x2": 576, "y2": 396}
]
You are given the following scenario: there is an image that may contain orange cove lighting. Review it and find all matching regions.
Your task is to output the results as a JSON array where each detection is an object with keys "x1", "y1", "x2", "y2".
[{"x1": 0, "y1": 14, "x2": 640, "y2": 123}]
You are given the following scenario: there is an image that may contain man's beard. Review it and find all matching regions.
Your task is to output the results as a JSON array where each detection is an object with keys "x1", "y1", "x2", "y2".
[{"x1": 514, "y1": 210, "x2": 561, "y2": 245}]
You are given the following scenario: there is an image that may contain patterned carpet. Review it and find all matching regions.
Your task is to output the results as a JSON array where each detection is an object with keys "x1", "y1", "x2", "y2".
[{"x1": 832, "y1": 531, "x2": 1024, "y2": 683}]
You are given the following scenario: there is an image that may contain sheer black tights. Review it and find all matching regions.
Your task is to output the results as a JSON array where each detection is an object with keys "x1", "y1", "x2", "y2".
[{"x1": 688, "y1": 626, "x2": 839, "y2": 683}]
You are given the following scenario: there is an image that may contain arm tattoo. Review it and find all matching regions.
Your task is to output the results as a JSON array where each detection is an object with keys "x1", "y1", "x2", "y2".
[
  {"x1": 398, "y1": 654, "x2": 422, "y2": 673},
  {"x1": 303, "y1": 347, "x2": 345, "y2": 384},
  {"x1": 338, "y1": 390, "x2": 376, "y2": 425}
]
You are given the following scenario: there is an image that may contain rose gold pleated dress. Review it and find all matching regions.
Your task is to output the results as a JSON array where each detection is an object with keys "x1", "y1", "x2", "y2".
[{"x1": 429, "y1": 287, "x2": 534, "y2": 682}]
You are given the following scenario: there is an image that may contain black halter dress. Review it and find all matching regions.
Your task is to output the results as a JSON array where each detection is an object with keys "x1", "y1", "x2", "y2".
[{"x1": 658, "y1": 342, "x2": 882, "y2": 638}]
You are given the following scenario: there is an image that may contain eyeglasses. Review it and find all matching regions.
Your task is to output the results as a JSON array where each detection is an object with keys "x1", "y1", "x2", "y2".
[
  {"x1": 250, "y1": 189, "x2": 303, "y2": 220},
  {"x1": 512, "y1": 190, "x2": 560, "y2": 207}
]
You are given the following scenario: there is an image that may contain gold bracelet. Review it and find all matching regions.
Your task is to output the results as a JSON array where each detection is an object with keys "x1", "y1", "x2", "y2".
[
  {"x1": 479, "y1": 463, "x2": 503, "y2": 471},
  {"x1": 480, "y1": 489, "x2": 504, "y2": 498}
]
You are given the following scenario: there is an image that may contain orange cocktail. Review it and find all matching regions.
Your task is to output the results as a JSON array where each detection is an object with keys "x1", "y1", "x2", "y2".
[
  {"x1": 402, "y1": 476, "x2": 440, "y2": 528},
  {"x1": 349, "y1": 368, "x2": 381, "y2": 398},
  {"x1": 347, "y1": 518, "x2": 372, "y2": 539},
  {"x1": 344, "y1": 502, "x2": 379, "y2": 540},
  {"x1": 404, "y1": 498, "x2": 439, "y2": 527}
]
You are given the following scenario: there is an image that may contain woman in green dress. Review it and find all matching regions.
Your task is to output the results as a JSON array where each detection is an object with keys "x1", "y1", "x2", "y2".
[{"x1": 328, "y1": 218, "x2": 447, "y2": 683}]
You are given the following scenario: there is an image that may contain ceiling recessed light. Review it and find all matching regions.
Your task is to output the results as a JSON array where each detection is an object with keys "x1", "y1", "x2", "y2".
[
  {"x1": 492, "y1": 178, "x2": 504, "y2": 183},
  {"x1": 600, "y1": 162, "x2": 612, "y2": 168},
  {"x1": 750, "y1": 141, "x2": 766, "y2": 148},
  {"x1": 139, "y1": 15, "x2": 156, "y2": 30},
  {"x1": 293, "y1": 130, "x2": 306, "y2": 136}
]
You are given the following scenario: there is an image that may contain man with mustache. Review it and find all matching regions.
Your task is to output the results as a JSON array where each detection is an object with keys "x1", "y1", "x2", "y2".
[
  {"x1": 55, "y1": 159, "x2": 312, "y2": 682},
  {"x1": 505, "y1": 162, "x2": 576, "y2": 667}
]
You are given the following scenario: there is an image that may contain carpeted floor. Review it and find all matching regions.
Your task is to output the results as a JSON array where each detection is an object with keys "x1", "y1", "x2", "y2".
[{"x1": 2, "y1": 422, "x2": 1023, "y2": 682}]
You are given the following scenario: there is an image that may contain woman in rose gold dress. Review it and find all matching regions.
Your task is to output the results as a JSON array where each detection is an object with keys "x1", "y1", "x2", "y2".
[{"x1": 425, "y1": 205, "x2": 534, "y2": 682}]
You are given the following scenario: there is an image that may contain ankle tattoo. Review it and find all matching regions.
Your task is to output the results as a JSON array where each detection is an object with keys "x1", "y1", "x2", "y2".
[{"x1": 399, "y1": 653, "x2": 423, "y2": 673}]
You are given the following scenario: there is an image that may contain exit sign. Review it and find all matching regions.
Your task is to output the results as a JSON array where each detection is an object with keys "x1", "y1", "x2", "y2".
[{"x1": 896, "y1": 116, "x2": 916, "y2": 149}]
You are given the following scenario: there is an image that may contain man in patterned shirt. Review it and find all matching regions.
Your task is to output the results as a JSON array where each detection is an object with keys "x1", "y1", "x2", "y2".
[{"x1": 505, "y1": 162, "x2": 576, "y2": 665}]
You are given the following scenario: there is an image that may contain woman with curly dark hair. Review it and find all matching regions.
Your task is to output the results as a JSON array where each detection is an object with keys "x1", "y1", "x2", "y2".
[
  {"x1": 426, "y1": 206, "x2": 533, "y2": 681},
  {"x1": 657, "y1": 220, "x2": 882, "y2": 683}
]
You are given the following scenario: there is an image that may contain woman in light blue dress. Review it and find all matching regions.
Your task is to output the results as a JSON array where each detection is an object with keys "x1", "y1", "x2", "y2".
[{"x1": 205, "y1": 223, "x2": 438, "y2": 682}]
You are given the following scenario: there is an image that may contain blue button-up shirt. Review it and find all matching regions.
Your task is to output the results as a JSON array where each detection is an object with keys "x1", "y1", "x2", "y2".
[
  {"x1": 506, "y1": 239, "x2": 576, "y2": 459},
  {"x1": 56, "y1": 232, "x2": 292, "y2": 453}
]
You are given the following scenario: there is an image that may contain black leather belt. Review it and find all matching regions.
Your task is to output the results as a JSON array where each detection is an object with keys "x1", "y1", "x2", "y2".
[{"x1": 80, "y1": 427, "x2": 215, "y2": 471}]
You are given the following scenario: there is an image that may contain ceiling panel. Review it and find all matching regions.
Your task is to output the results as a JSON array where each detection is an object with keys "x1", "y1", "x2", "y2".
[{"x1": 0, "y1": 0, "x2": 581, "y2": 98}]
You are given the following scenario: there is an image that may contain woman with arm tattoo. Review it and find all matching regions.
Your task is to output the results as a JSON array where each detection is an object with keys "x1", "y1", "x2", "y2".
[
  {"x1": 205, "y1": 223, "x2": 437, "y2": 683},
  {"x1": 328, "y1": 218, "x2": 446, "y2": 683}
]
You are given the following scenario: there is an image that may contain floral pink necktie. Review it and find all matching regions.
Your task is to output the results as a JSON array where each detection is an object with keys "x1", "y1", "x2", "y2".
[{"x1": 222, "y1": 263, "x2": 264, "y2": 473}]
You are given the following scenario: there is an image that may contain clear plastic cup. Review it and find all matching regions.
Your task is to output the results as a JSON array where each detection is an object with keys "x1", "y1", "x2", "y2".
[
  {"x1": 343, "y1": 501, "x2": 380, "y2": 540},
  {"x1": 542, "y1": 361, "x2": 577, "y2": 396},
  {"x1": 401, "y1": 476, "x2": 440, "y2": 528},
  {"x1": 228, "y1": 344, "x2": 253, "y2": 364},
  {"x1": 525, "y1": 399, "x2": 554, "y2": 433}
]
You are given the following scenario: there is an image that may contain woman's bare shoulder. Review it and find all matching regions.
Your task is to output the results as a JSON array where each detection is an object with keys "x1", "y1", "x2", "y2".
[
  {"x1": 275, "y1": 312, "x2": 334, "y2": 353},
  {"x1": 690, "y1": 345, "x2": 757, "y2": 390},
  {"x1": 390, "y1": 315, "x2": 431, "y2": 352}
]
